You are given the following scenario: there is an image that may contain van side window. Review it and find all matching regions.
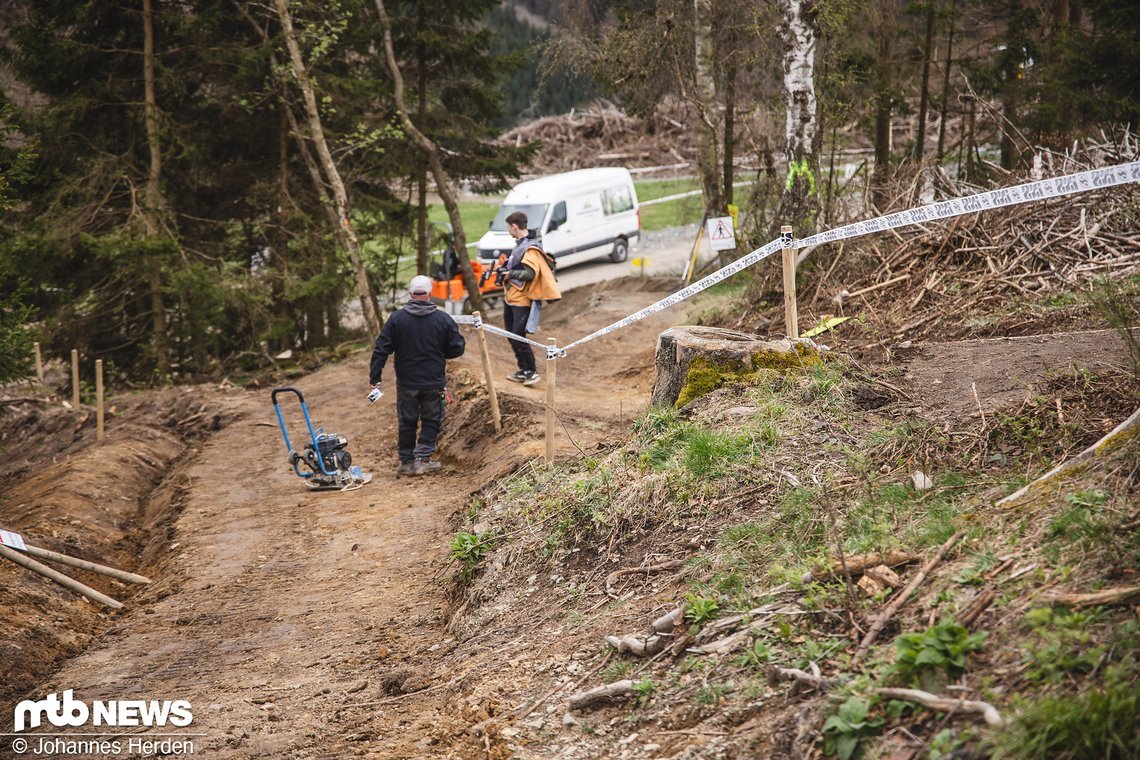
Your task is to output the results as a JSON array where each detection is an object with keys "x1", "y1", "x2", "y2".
[
  {"x1": 602, "y1": 186, "x2": 633, "y2": 216},
  {"x1": 549, "y1": 201, "x2": 567, "y2": 231}
]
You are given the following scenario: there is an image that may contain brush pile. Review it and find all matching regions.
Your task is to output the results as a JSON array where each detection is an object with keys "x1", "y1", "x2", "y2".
[
  {"x1": 499, "y1": 98, "x2": 697, "y2": 173},
  {"x1": 812, "y1": 134, "x2": 1140, "y2": 342}
]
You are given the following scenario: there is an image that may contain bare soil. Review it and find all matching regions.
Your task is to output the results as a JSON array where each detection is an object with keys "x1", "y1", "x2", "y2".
[{"x1": 1, "y1": 276, "x2": 1136, "y2": 759}]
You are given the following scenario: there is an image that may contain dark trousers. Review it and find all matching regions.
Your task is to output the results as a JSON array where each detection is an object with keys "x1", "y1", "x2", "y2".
[
  {"x1": 396, "y1": 386, "x2": 444, "y2": 462},
  {"x1": 504, "y1": 303, "x2": 535, "y2": 373}
]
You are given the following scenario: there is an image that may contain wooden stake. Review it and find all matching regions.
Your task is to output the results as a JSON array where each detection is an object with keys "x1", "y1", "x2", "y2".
[
  {"x1": 0, "y1": 543, "x2": 124, "y2": 610},
  {"x1": 95, "y1": 359, "x2": 105, "y2": 441},
  {"x1": 34, "y1": 341, "x2": 43, "y2": 383},
  {"x1": 681, "y1": 216, "x2": 707, "y2": 287},
  {"x1": 472, "y1": 311, "x2": 501, "y2": 433},
  {"x1": 781, "y1": 225, "x2": 799, "y2": 339},
  {"x1": 19, "y1": 542, "x2": 151, "y2": 585},
  {"x1": 71, "y1": 348, "x2": 80, "y2": 408},
  {"x1": 545, "y1": 338, "x2": 557, "y2": 465}
]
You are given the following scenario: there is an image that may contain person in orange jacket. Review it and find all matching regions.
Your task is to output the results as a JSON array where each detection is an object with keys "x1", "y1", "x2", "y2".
[{"x1": 502, "y1": 211, "x2": 560, "y2": 385}]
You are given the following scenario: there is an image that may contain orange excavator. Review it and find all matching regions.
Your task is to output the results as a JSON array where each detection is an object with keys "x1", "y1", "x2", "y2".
[{"x1": 429, "y1": 224, "x2": 506, "y2": 312}]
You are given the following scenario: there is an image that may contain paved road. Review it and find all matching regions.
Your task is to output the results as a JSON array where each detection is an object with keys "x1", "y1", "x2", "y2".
[{"x1": 553, "y1": 224, "x2": 699, "y2": 291}]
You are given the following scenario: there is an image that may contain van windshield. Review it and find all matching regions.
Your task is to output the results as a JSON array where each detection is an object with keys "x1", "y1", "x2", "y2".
[{"x1": 490, "y1": 204, "x2": 548, "y2": 232}]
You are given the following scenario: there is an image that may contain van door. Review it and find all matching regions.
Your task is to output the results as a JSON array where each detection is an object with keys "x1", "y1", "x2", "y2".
[{"x1": 541, "y1": 201, "x2": 570, "y2": 258}]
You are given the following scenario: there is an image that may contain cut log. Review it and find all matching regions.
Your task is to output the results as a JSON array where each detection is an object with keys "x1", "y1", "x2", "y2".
[
  {"x1": 567, "y1": 679, "x2": 634, "y2": 711},
  {"x1": 18, "y1": 543, "x2": 152, "y2": 585},
  {"x1": 874, "y1": 687, "x2": 1003, "y2": 727},
  {"x1": 651, "y1": 326, "x2": 816, "y2": 408},
  {"x1": 1044, "y1": 585, "x2": 1140, "y2": 608},
  {"x1": 0, "y1": 543, "x2": 124, "y2": 610},
  {"x1": 803, "y1": 550, "x2": 918, "y2": 583},
  {"x1": 997, "y1": 406, "x2": 1140, "y2": 508}
]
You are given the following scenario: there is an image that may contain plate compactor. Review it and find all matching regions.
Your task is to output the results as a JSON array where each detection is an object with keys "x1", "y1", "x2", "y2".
[{"x1": 272, "y1": 386, "x2": 372, "y2": 491}]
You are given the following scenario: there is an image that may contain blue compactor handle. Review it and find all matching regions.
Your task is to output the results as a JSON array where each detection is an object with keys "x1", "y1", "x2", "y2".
[{"x1": 271, "y1": 386, "x2": 337, "y2": 478}]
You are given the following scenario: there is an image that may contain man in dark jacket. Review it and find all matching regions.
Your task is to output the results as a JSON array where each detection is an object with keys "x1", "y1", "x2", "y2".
[{"x1": 369, "y1": 275, "x2": 466, "y2": 475}]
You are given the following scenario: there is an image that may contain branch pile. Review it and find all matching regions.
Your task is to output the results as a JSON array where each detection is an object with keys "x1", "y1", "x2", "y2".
[
  {"x1": 499, "y1": 98, "x2": 696, "y2": 174},
  {"x1": 821, "y1": 135, "x2": 1140, "y2": 341}
]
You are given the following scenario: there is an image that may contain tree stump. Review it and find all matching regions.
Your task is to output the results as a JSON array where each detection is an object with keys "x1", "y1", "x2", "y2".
[{"x1": 651, "y1": 326, "x2": 812, "y2": 408}]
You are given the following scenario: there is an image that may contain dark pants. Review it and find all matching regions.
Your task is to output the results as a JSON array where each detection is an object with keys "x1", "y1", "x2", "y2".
[
  {"x1": 504, "y1": 303, "x2": 535, "y2": 373},
  {"x1": 396, "y1": 386, "x2": 444, "y2": 462}
]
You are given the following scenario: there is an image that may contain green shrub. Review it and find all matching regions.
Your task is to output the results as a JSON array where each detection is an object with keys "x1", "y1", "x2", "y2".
[
  {"x1": 449, "y1": 530, "x2": 495, "y2": 582},
  {"x1": 684, "y1": 593, "x2": 720, "y2": 625},
  {"x1": 893, "y1": 621, "x2": 987, "y2": 690},
  {"x1": 822, "y1": 696, "x2": 884, "y2": 760},
  {"x1": 1022, "y1": 608, "x2": 1103, "y2": 684}
]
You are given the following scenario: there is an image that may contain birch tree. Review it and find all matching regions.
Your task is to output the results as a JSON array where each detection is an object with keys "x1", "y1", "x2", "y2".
[
  {"x1": 692, "y1": 0, "x2": 724, "y2": 218},
  {"x1": 273, "y1": 0, "x2": 382, "y2": 337},
  {"x1": 776, "y1": 0, "x2": 821, "y2": 235}
]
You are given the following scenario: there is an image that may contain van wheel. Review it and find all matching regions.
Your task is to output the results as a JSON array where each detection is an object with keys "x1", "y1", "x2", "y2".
[{"x1": 609, "y1": 237, "x2": 629, "y2": 263}]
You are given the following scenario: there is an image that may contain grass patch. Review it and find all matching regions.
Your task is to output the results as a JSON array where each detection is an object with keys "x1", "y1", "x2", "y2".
[{"x1": 990, "y1": 676, "x2": 1139, "y2": 759}]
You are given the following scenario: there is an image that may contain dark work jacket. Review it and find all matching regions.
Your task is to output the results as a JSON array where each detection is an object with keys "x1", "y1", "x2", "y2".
[{"x1": 369, "y1": 300, "x2": 466, "y2": 389}]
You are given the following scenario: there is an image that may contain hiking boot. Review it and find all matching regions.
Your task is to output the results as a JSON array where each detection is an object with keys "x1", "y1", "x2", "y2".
[
  {"x1": 397, "y1": 460, "x2": 416, "y2": 476},
  {"x1": 413, "y1": 458, "x2": 441, "y2": 475},
  {"x1": 506, "y1": 370, "x2": 529, "y2": 383},
  {"x1": 521, "y1": 370, "x2": 541, "y2": 387}
]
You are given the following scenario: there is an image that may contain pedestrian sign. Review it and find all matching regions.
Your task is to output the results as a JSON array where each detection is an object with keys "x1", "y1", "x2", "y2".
[
  {"x1": 707, "y1": 216, "x2": 736, "y2": 251},
  {"x1": 0, "y1": 529, "x2": 27, "y2": 551}
]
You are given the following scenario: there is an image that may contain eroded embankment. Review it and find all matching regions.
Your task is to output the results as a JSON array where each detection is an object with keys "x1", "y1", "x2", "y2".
[{"x1": 0, "y1": 387, "x2": 246, "y2": 708}]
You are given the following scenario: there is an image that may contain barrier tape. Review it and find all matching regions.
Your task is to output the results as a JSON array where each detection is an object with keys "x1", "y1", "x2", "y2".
[
  {"x1": 559, "y1": 238, "x2": 785, "y2": 354},
  {"x1": 450, "y1": 161, "x2": 1140, "y2": 358},
  {"x1": 791, "y1": 161, "x2": 1140, "y2": 251},
  {"x1": 451, "y1": 313, "x2": 553, "y2": 351},
  {"x1": 561, "y1": 160, "x2": 1140, "y2": 355}
]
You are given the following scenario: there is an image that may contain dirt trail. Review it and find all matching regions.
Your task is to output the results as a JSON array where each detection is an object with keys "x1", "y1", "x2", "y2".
[
  {"x1": 6, "y1": 271, "x2": 1133, "y2": 759},
  {"x1": 0, "y1": 282, "x2": 681, "y2": 759}
]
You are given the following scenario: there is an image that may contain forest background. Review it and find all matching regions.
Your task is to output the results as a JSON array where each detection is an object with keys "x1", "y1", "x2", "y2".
[{"x1": 0, "y1": 0, "x2": 1137, "y2": 387}]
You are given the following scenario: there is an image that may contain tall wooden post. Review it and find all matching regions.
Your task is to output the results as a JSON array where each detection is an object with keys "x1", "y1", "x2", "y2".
[
  {"x1": 33, "y1": 342, "x2": 43, "y2": 383},
  {"x1": 780, "y1": 225, "x2": 799, "y2": 339},
  {"x1": 472, "y1": 311, "x2": 501, "y2": 433},
  {"x1": 544, "y1": 339, "x2": 557, "y2": 465},
  {"x1": 95, "y1": 359, "x2": 105, "y2": 441},
  {"x1": 71, "y1": 349, "x2": 80, "y2": 407}
]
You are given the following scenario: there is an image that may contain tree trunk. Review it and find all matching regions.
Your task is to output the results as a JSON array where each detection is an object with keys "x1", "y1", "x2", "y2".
[
  {"x1": 374, "y1": 0, "x2": 481, "y2": 312},
  {"x1": 722, "y1": 60, "x2": 736, "y2": 207},
  {"x1": 651, "y1": 326, "x2": 806, "y2": 409},
  {"x1": 965, "y1": 94, "x2": 977, "y2": 181},
  {"x1": 914, "y1": 2, "x2": 936, "y2": 161},
  {"x1": 692, "y1": 0, "x2": 723, "y2": 218},
  {"x1": 937, "y1": 0, "x2": 957, "y2": 163},
  {"x1": 415, "y1": 22, "x2": 429, "y2": 277},
  {"x1": 274, "y1": 0, "x2": 382, "y2": 336},
  {"x1": 776, "y1": 0, "x2": 820, "y2": 236},
  {"x1": 871, "y1": 0, "x2": 895, "y2": 210},
  {"x1": 269, "y1": 105, "x2": 291, "y2": 352},
  {"x1": 142, "y1": 0, "x2": 170, "y2": 378},
  {"x1": 1000, "y1": 0, "x2": 1022, "y2": 171}
]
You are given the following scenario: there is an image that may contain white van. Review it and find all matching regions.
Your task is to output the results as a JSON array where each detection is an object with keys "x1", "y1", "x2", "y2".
[{"x1": 476, "y1": 167, "x2": 640, "y2": 270}]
